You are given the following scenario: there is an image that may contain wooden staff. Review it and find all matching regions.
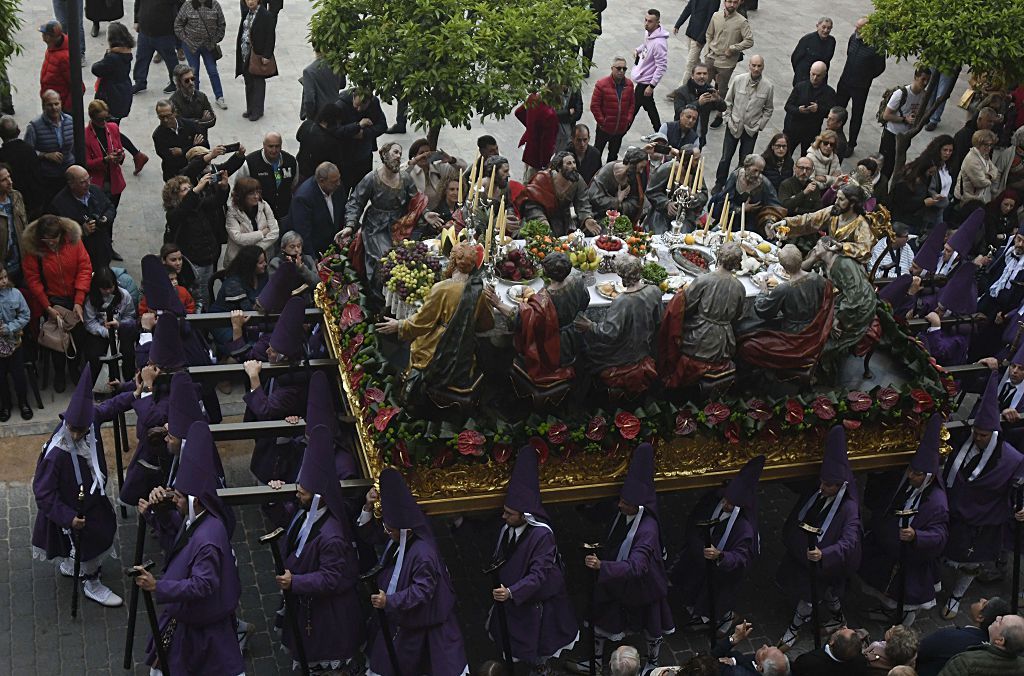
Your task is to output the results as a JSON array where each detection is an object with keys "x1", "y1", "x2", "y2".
[
  {"x1": 71, "y1": 485, "x2": 85, "y2": 618},
  {"x1": 893, "y1": 508, "x2": 918, "y2": 624},
  {"x1": 260, "y1": 527, "x2": 310, "y2": 676},
  {"x1": 697, "y1": 518, "x2": 720, "y2": 649},
  {"x1": 359, "y1": 565, "x2": 403, "y2": 676},
  {"x1": 800, "y1": 522, "x2": 823, "y2": 649},
  {"x1": 484, "y1": 558, "x2": 514, "y2": 668},
  {"x1": 123, "y1": 513, "x2": 149, "y2": 668},
  {"x1": 126, "y1": 560, "x2": 171, "y2": 676}
]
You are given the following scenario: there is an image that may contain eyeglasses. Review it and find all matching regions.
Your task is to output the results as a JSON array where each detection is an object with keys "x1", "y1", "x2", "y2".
[
  {"x1": 772, "y1": 143, "x2": 788, "y2": 149},
  {"x1": 820, "y1": 141, "x2": 834, "y2": 147},
  {"x1": 612, "y1": 66, "x2": 627, "y2": 71}
]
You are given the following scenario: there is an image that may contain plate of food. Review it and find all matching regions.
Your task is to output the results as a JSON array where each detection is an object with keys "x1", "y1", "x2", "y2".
[
  {"x1": 596, "y1": 281, "x2": 625, "y2": 300},
  {"x1": 671, "y1": 246, "x2": 714, "y2": 275},
  {"x1": 768, "y1": 262, "x2": 791, "y2": 281},
  {"x1": 506, "y1": 284, "x2": 537, "y2": 304},
  {"x1": 594, "y1": 234, "x2": 624, "y2": 252}
]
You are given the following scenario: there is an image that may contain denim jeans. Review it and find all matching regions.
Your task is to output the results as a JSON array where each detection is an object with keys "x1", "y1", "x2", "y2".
[
  {"x1": 193, "y1": 263, "x2": 215, "y2": 311},
  {"x1": 184, "y1": 45, "x2": 224, "y2": 99},
  {"x1": 716, "y1": 129, "x2": 758, "y2": 187},
  {"x1": 927, "y1": 69, "x2": 960, "y2": 125},
  {"x1": 51, "y1": 0, "x2": 85, "y2": 55},
  {"x1": 133, "y1": 33, "x2": 178, "y2": 88}
]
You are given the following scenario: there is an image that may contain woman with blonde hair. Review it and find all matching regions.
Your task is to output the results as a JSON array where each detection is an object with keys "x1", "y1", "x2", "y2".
[
  {"x1": 806, "y1": 129, "x2": 842, "y2": 190},
  {"x1": 955, "y1": 129, "x2": 1001, "y2": 204},
  {"x1": 224, "y1": 176, "x2": 277, "y2": 268}
]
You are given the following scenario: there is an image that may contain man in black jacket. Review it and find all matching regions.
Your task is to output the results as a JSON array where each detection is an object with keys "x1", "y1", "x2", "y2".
[
  {"x1": 234, "y1": 131, "x2": 297, "y2": 219},
  {"x1": 567, "y1": 123, "x2": 603, "y2": 185},
  {"x1": 673, "y1": 0, "x2": 719, "y2": 84},
  {"x1": 333, "y1": 89, "x2": 387, "y2": 200},
  {"x1": 783, "y1": 61, "x2": 836, "y2": 156},
  {"x1": 152, "y1": 99, "x2": 205, "y2": 180},
  {"x1": 713, "y1": 620, "x2": 791, "y2": 675},
  {"x1": 916, "y1": 596, "x2": 1010, "y2": 676},
  {"x1": 0, "y1": 116, "x2": 45, "y2": 218},
  {"x1": 790, "y1": 17, "x2": 836, "y2": 85},
  {"x1": 671, "y1": 63, "x2": 725, "y2": 149},
  {"x1": 168, "y1": 65, "x2": 217, "y2": 134},
  {"x1": 49, "y1": 166, "x2": 116, "y2": 267},
  {"x1": 133, "y1": 0, "x2": 180, "y2": 94},
  {"x1": 791, "y1": 627, "x2": 868, "y2": 676},
  {"x1": 835, "y1": 17, "x2": 887, "y2": 151}
]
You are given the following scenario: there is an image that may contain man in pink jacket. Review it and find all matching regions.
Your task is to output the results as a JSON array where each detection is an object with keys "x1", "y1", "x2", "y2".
[{"x1": 631, "y1": 9, "x2": 670, "y2": 132}]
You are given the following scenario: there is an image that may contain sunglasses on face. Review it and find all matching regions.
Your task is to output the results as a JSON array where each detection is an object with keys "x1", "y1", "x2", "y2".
[
  {"x1": 820, "y1": 141, "x2": 834, "y2": 147},
  {"x1": 612, "y1": 66, "x2": 627, "y2": 71}
]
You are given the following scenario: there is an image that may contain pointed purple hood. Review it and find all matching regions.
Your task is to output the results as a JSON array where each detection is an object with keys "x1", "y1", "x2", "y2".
[
  {"x1": 63, "y1": 363, "x2": 95, "y2": 429},
  {"x1": 723, "y1": 455, "x2": 765, "y2": 510},
  {"x1": 305, "y1": 370, "x2": 336, "y2": 436},
  {"x1": 380, "y1": 468, "x2": 433, "y2": 541},
  {"x1": 820, "y1": 425, "x2": 853, "y2": 485},
  {"x1": 504, "y1": 445, "x2": 548, "y2": 521},
  {"x1": 268, "y1": 295, "x2": 307, "y2": 360},
  {"x1": 149, "y1": 312, "x2": 185, "y2": 369},
  {"x1": 257, "y1": 260, "x2": 302, "y2": 314},
  {"x1": 912, "y1": 223, "x2": 948, "y2": 273},
  {"x1": 975, "y1": 370, "x2": 1002, "y2": 432},
  {"x1": 620, "y1": 443, "x2": 657, "y2": 516},
  {"x1": 1011, "y1": 339, "x2": 1024, "y2": 366},
  {"x1": 298, "y1": 424, "x2": 350, "y2": 536},
  {"x1": 947, "y1": 208, "x2": 985, "y2": 257},
  {"x1": 936, "y1": 260, "x2": 978, "y2": 316},
  {"x1": 910, "y1": 414, "x2": 943, "y2": 475},
  {"x1": 141, "y1": 254, "x2": 184, "y2": 315},
  {"x1": 173, "y1": 420, "x2": 232, "y2": 530},
  {"x1": 167, "y1": 372, "x2": 205, "y2": 439},
  {"x1": 878, "y1": 274, "x2": 913, "y2": 307}
]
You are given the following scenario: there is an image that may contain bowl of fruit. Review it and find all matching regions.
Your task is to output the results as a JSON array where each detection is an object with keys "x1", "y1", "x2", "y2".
[
  {"x1": 495, "y1": 247, "x2": 539, "y2": 283},
  {"x1": 381, "y1": 241, "x2": 444, "y2": 306},
  {"x1": 672, "y1": 246, "x2": 714, "y2": 276},
  {"x1": 595, "y1": 234, "x2": 624, "y2": 252},
  {"x1": 624, "y1": 226, "x2": 653, "y2": 258}
]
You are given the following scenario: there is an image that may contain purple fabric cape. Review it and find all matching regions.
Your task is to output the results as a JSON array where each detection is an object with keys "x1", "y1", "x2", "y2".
[
  {"x1": 367, "y1": 535, "x2": 468, "y2": 676},
  {"x1": 487, "y1": 523, "x2": 579, "y2": 662},
  {"x1": 778, "y1": 489, "x2": 862, "y2": 599}
]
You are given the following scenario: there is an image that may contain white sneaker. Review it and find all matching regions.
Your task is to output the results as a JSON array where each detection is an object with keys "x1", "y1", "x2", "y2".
[
  {"x1": 83, "y1": 579, "x2": 123, "y2": 607},
  {"x1": 59, "y1": 559, "x2": 77, "y2": 577},
  {"x1": 215, "y1": 97, "x2": 228, "y2": 110}
]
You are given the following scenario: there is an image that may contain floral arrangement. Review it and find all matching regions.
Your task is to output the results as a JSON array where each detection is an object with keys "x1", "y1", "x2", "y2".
[{"x1": 321, "y1": 249, "x2": 955, "y2": 468}]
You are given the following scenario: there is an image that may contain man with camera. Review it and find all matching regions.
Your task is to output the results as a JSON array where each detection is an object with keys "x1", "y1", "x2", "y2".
[{"x1": 48, "y1": 165, "x2": 116, "y2": 268}]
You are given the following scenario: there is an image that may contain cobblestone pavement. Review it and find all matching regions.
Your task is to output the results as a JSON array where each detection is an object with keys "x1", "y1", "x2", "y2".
[
  {"x1": 2, "y1": 468, "x2": 1022, "y2": 674},
  {"x1": 0, "y1": 0, "x2": 994, "y2": 673}
]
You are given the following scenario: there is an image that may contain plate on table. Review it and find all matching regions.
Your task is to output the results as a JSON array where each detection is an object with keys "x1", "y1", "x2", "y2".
[
  {"x1": 596, "y1": 281, "x2": 625, "y2": 300},
  {"x1": 671, "y1": 246, "x2": 714, "y2": 276},
  {"x1": 506, "y1": 285, "x2": 537, "y2": 304},
  {"x1": 768, "y1": 263, "x2": 791, "y2": 282}
]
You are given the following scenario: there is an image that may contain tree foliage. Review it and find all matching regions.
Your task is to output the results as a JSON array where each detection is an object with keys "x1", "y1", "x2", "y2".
[
  {"x1": 863, "y1": 0, "x2": 1024, "y2": 85},
  {"x1": 309, "y1": 0, "x2": 595, "y2": 143},
  {"x1": 0, "y1": 0, "x2": 24, "y2": 96}
]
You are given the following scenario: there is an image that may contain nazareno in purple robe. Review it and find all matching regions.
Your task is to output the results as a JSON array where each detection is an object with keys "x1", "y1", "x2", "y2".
[
  {"x1": 777, "y1": 489, "x2": 862, "y2": 600},
  {"x1": 243, "y1": 370, "x2": 309, "y2": 484},
  {"x1": 367, "y1": 534, "x2": 469, "y2": 676},
  {"x1": 921, "y1": 328, "x2": 970, "y2": 367},
  {"x1": 31, "y1": 392, "x2": 135, "y2": 563},
  {"x1": 942, "y1": 434, "x2": 1024, "y2": 563},
  {"x1": 673, "y1": 490, "x2": 758, "y2": 619},
  {"x1": 486, "y1": 523, "x2": 579, "y2": 663},
  {"x1": 859, "y1": 478, "x2": 949, "y2": 607},
  {"x1": 594, "y1": 510, "x2": 675, "y2": 640},
  {"x1": 118, "y1": 385, "x2": 173, "y2": 507},
  {"x1": 146, "y1": 511, "x2": 245, "y2": 676},
  {"x1": 279, "y1": 510, "x2": 365, "y2": 667}
]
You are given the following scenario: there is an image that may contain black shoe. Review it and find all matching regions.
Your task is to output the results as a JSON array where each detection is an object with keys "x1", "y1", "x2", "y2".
[
  {"x1": 53, "y1": 370, "x2": 66, "y2": 394},
  {"x1": 0, "y1": 407, "x2": 9, "y2": 422},
  {"x1": 91, "y1": 22, "x2": 100, "y2": 38},
  {"x1": 925, "y1": 121, "x2": 938, "y2": 132},
  {"x1": 163, "y1": 82, "x2": 177, "y2": 94},
  {"x1": 384, "y1": 124, "x2": 406, "y2": 135},
  {"x1": 20, "y1": 404, "x2": 32, "y2": 420},
  {"x1": 248, "y1": 113, "x2": 262, "y2": 122},
  {"x1": 710, "y1": 115, "x2": 724, "y2": 128},
  {"x1": 132, "y1": 82, "x2": 147, "y2": 95},
  {"x1": 110, "y1": 249, "x2": 124, "y2": 262},
  {"x1": 242, "y1": 111, "x2": 250, "y2": 119}
]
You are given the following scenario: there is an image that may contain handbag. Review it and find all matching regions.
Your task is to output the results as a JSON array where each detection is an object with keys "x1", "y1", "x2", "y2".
[
  {"x1": 38, "y1": 304, "x2": 79, "y2": 358},
  {"x1": 196, "y1": 9, "x2": 223, "y2": 60},
  {"x1": 248, "y1": 50, "x2": 277, "y2": 77}
]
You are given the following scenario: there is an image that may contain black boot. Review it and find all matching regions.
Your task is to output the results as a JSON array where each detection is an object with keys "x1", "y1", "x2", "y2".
[{"x1": 91, "y1": 21, "x2": 100, "y2": 38}]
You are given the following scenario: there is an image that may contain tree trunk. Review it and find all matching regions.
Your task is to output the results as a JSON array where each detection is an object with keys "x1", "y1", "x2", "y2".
[
  {"x1": 888, "y1": 75, "x2": 951, "y2": 189},
  {"x1": 427, "y1": 124, "x2": 442, "y2": 149}
]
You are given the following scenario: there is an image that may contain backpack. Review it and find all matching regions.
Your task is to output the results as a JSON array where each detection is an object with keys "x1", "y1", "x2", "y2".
[{"x1": 876, "y1": 85, "x2": 908, "y2": 126}]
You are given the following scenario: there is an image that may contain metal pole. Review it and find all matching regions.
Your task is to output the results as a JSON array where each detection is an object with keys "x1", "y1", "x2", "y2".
[
  {"x1": 259, "y1": 528, "x2": 310, "y2": 676},
  {"x1": 697, "y1": 519, "x2": 718, "y2": 649},
  {"x1": 359, "y1": 566, "x2": 402, "y2": 676},
  {"x1": 123, "y1": 514, "x2": 147, "y2": 669},
  {"x1": 71, "y1": 485, "x2": 85, "y2": 618},
  {"x1": 484, "y1": 558, "x2": 513, "y2": 669},
  {"x1": 581, "y1": 542, "x2": 600, "y2": 676},
  {"x1": 66, "y1": 0, "x2": 86, "y2": 168},
  {"x1": 800, "y1": 523, "x2": 822, "y2": 649}
]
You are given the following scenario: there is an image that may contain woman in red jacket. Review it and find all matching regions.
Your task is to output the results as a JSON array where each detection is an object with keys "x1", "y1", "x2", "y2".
[
  {"x1": 21, "y1": 215, "x2": 93, "y2": 392},
  {"x1": 515, "y1": 91, "x2": 559, "y2": 182},
  {"x1": 85, "y1": 100, "x2": 127, "y2": 206}
]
